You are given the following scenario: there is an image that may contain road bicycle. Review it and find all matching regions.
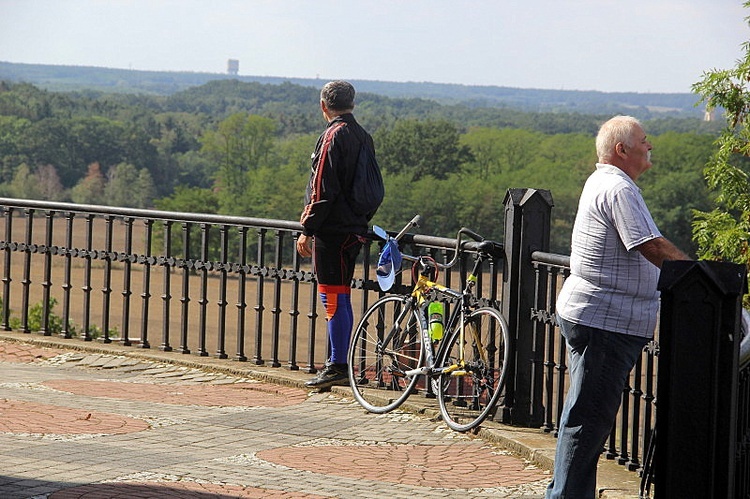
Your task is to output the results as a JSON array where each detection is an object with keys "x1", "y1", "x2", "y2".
[{"x1": 347, "y1": 216, "x2": 511, "y2": 432}]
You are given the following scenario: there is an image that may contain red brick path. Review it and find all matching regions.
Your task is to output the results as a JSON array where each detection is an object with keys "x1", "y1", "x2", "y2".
[
  {"x1": 0, "y1": 399, "x2": 149, "y2": 435},
  {"x1": 259, "y1": 443, "x2": 544, "y2": 489}
]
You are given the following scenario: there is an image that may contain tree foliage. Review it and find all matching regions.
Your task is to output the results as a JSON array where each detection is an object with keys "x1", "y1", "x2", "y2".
[
  {"x1": 691, "y1": 1, "x2": 750, "y2": 296},
  {"x1": 375, "y1": 119, "x2": 472, "y2": 180},
  {"x1": 0, "y1": 78, "x2": 725, "y2": 254}
]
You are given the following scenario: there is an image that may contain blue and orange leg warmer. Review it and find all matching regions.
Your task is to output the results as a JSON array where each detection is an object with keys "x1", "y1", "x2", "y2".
[{"x1": 318, "y1": 284, "x2": 353, "y2": 365}]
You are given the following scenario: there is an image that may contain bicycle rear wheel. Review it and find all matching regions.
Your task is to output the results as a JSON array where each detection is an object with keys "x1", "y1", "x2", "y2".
[
  {"x1": 348, "y1": 294, "x2": 424, "y2": 413},
  {"x1": 436, "y1": 306, "x2": 510, "y2": 432}
]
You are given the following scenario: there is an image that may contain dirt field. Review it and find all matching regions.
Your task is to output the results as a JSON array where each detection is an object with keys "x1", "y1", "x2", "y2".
[{"x1": 0, "y1": 211, "x2": 335, "y2": 369}]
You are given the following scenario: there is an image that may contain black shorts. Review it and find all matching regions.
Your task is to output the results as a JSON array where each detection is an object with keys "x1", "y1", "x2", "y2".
[{"x1": 313, "y1": 233, "x2": 363, "y2": 287}]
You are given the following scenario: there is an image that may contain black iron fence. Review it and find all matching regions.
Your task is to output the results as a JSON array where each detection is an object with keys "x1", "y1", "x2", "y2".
[
  {"x1": 0, "y1": 197, "x2": 502, "y2": 374},
  {"x1": 528, "y1": 249, "x2": 659, "y2": 473}
]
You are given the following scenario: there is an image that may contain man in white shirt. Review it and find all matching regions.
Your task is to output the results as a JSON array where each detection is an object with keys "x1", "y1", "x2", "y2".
[{"x1": 546, "y1": 116, "x2": 689, "y2": 499}]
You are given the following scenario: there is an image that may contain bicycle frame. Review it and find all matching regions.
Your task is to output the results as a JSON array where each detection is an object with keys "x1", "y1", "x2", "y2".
[{"x1": 402, "y1": 251, "x2": 489, "y2": 381}]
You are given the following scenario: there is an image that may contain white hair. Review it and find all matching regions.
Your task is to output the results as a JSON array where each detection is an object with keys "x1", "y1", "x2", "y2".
[{"x1": 595, "y1": 115, "x2": 643, "y2": 162}]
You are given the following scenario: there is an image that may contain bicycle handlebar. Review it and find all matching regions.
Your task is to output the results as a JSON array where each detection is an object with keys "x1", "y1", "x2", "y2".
[{"x1": 394, "y1": 214, "x2": 422, "y2": 242}]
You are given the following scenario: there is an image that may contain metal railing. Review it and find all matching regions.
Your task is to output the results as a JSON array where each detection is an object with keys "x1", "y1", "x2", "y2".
[
  {"x1": 529, "y1": 250, "x2": 657, "y2": 473},
  {"x1": 530, "y1": 250, "x2": 750, "y2": 496},
  {"x1": 0, "y1": 198, "x2": 502, "y2": 374}
]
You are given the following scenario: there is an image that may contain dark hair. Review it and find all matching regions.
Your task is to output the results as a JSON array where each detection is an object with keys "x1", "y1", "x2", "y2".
[{"x1": 320, "y1": 80, "x2": 355, "y2": 111}]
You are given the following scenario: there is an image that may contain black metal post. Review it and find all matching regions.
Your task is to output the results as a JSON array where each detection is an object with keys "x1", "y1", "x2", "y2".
[
  {"x1": 501, "y1": 188, "x2": 553, "y2": 426},
  {"x1": 654, "y1": 260, "x2": 747, "y2": 499}
]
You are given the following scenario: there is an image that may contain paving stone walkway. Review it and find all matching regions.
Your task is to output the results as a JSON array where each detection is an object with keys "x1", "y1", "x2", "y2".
[{"x1": 0, "y1": 338, "x2": 556, "y2": 499}]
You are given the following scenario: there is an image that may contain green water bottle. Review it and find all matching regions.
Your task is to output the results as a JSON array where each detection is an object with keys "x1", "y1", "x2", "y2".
[{"x1": 428, "y1": 301, "x2": 444, "y2": 341}]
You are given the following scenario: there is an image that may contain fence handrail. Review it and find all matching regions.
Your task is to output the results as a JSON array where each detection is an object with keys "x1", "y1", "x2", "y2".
[
  {"x1": 530, "y1": 251, "x2": 570, "y2": 269},
  {"x1": 0, "y1": 197, "x2": 494, "y2": 255}
]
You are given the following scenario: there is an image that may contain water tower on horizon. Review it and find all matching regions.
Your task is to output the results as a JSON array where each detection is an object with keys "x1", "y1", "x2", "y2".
[{"x1": 227, "y1": 59, "x2": 239, "y2": 76}]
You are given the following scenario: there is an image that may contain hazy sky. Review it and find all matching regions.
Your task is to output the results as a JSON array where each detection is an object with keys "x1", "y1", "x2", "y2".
[{"x1": 1, "y1": 0, "x2": 748, "y2": 93}]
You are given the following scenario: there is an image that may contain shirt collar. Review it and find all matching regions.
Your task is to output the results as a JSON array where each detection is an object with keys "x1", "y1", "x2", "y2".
[{"x1": 595, "y1": 163, "x2": 640, "y2": 191}]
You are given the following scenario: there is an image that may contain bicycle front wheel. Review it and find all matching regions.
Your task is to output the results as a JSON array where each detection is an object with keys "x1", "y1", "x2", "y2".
[
  {"x1": 348, "y1": 294, "x2": 424, "y2": 413},
  {"x1": 436, "y1": 306, "x2": 510, "y2": 432}
]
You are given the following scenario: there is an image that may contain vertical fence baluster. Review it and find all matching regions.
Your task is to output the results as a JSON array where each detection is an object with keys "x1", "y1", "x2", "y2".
[
  {"x1": 627, "y1": 354, "x2": 644, "y2": 470},
  {"x1": 40, "y1": 210, "x2": 54, "y2": 336},
  {"x1": 554, "y1": 327, "x2": 567, "y2": 436},
  {"x1": 216, "y1": 224, "x2": 229, "y2": 359},
  {"x1": 305, "y1": 272, "x2": 318, "y2": 373},
  {"x1": 287, "y1": 232, "x2": 302, "y2": 371},
  {"x1": 160, "y1": 220, "x2": 173, "y2": 352},
  {"x1": 611, "y1": 377, "x2": 631, "y2": 463},
  {"x1": 542, "y1": 266, "x2": 559, "y2": 433},
  {"x1": 642, "y1": 340, "x2": 657, "y2": 473},
  {"x1": 235, "y1": 226, "x2": 248, "y2": 361},
  {"x1": 101, "y1": 215, "x2": 113, "y2": 343},
  {"x1": 179, "y1": 222, "x2": 191, "y2": 354},
  {"x1": 1, "y1": 206, "x2": 12, "y2": 331},
  {"x1": 60, "y1": 212, "x2": 74, "y2": 338},
  {"x1": 139, "y1": 219, "x2": 153, "y2": 348},
  {"x1": 20, "y1": 208, "x2": 34, "y2": 333},
  {"x1": 197, "y1": 223, "x2": 209, "y2": 356},
  {"x1": 253, "y1": 228, "x2": 266, "y2": 366},
  {"x1": 81, "y1": 214, "x2": 94, "y2": 341},
  {"x1": 121, "y1": 217, "x2": 133, "y2": 346},
  {"x1": 270, "y1": 230, "x2": 283, "y2": 368}
]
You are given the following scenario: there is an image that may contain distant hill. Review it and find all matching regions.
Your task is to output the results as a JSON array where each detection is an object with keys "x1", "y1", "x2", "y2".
[{"x1": 0, "y1": 60, "x2": 704, "y2": 117}]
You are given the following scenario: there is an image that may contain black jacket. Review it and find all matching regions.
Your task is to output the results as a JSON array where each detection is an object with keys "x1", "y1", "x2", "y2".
[{"x1": 300, "y1": 113, "x2": 374, "y2": 236}]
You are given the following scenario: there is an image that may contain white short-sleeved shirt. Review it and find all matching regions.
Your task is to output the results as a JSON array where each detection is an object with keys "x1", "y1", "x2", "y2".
[{"x1": 556, "y1": 163, "x2": 662, "y2": 338}]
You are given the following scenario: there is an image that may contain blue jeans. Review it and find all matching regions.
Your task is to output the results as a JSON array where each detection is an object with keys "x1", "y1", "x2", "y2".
[{"x1": 546, "y1": 318, "x2": 648, "y2": 499}]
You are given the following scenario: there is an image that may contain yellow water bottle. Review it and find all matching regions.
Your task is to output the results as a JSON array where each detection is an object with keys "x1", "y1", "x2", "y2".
[{"x1": 428, "y1": 301, "x2": 444, "y2": 341}]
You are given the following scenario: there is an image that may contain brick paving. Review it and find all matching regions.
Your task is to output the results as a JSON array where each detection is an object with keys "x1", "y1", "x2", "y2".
[
  {"x1": 0, "y1": 334, "x2": 641, "y2": 498},
  {"x1": 0, "y1": 399, "x2": 149, "y2": 435}
]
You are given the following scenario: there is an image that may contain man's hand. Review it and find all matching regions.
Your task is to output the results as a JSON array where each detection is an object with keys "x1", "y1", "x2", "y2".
[{"x1": 297, "y1": 234, "x2": 313, "y2": 258}]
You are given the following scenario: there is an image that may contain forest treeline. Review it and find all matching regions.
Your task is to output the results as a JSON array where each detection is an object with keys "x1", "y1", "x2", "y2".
[
  {"x1": 0, "y1": 61, "x2": 704, "y2": 117},
  {"x1": 0, "y1": 79, "x2": 724, "y2": 253}
]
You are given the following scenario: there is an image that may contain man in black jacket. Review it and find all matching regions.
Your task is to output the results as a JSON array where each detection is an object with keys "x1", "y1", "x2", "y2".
[{"x1": 297, "y1": 80, "x2": 375, "y2": 390}]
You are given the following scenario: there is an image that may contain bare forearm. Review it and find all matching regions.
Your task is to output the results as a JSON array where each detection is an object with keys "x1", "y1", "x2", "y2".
[{"x1": 636, "y1": 237, "x2": 691, "y2": 268}]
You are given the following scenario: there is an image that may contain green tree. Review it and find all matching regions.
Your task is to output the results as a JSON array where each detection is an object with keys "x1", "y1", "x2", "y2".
[
  {"x1": 641, "y1": 132, "x2": 715, "y2": 255},
  {"x1": 154, "y1": 185, "x2": 219, "y2": 214},
  {"x1": 8, "y1": 163, "x2": 41, "y2": 199},
  {"x1": 241, "y1": 133, "x2": 316, "y2": 219},
  {"x1": 136, "y1": 168, "x2": 157, "y2": 209},
  {"x1": 200, "y1": 113, "x2": 276, "y2": 214},
  {"x1": 105, "y1": 162, "x2": 140, "y2": 207},
  {"x1": 691, "y1": 1, "x2": 750, "y2": 295},
  {"x1": 0, "y1": 115, "x2": 32, "y2": 183},
  {"x1": 375, "y1": 119, "x2": 472, "y2": 180},
  {"x1": 4, "y1": 162, "x2": 64, "y2": 200},
  {"x1": 70, "y1": 162, "x2": 106, "y2": 205}
]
